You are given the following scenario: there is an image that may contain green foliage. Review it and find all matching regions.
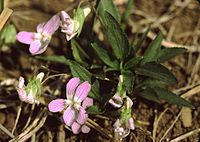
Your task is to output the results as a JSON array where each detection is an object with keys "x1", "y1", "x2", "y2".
[
  {"x1": 153, "y1": 87, "x2": 194, "y2": 108},
  {"x1": 74, "y1": 7, "x2": 85, "y2": 36},
  {"x1": 71, "y1": 39, "x2": 89, "y2": 65},
  {"x1": 102, "y1": 11, "x2": 129, "y2": 60},
  {"x1": 141, "y1": 32, "x2": 162, "y2": 64},
  {"x1": 123, "y1": 0, "x2": 134, "y2": 24},
  {"x1": 135, "y1": 62, "x2": 177, "y2": 84},
  {"x1": 124, "y1": 57, "x2": 142, "y2": 70},
  {"x1": 122, "y1": 70, "x2": 135, "y2": 94},
  {"x1": 0, "y1": 25, "x2": 17, "y2": 45},
  {"x1": 35, "y1": 55, "x2": 69, "y2": 65},
  {"x1": 134, "y1": 27, "x2": 150, "y2": 52},
  {"x1": 139, "y1": 87, "x2": 160, "y2": 103},
  {"x1": 157, "y1": 47, "x2": 187, "y2": 62},
  {"x1": 91, "y1": 42, "x2": 119, "y2": 69},
  {"x1": 87, "y1": 105, "x2": 103, "y2": 114},
  {"x1": 98, "y1": 0, "x2": 120, "y2": 23}
]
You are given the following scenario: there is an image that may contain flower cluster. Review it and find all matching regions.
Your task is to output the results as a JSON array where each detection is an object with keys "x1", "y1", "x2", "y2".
[
  {"x1": 48, "y1": 77, "x2": 93, "y2": 134},
  {"x1": 17, "y1": 72, "x2": 44, "y2": 104},
  {"x1": 109, "y1": 94, "x2": 135, "y2": 140},
  {"x1": 17, "y1": 8, "x2": 90, "y2": 55}
]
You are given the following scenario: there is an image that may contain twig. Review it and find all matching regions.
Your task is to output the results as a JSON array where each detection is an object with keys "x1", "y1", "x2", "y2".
[
  {"x1": 159, "y1": 110, "x2": 182, "y2": 142},
  {"x1": 11, "y1": 103, "x2": 22, "y2": 134},
  {"x1": 86, "y1": 118, "x2": 113, "y2": 140},
  {"x1": 169, "y1": 128, "x2": 200, "y2": 142},
  {"x1": 153, "y1": 108, "x2": 169, "y2": 142},
  {"x1": 0, "y1": 7, "x2": 13, "y2": 31},
  {"x1": 0, "y1": 123, "x2": 15, "y2": 138},
  {"x1": 181, "y1": 84, "x2": 200, "y2": 98}
]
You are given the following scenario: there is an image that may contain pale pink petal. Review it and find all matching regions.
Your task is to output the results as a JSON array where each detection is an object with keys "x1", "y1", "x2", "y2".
[
  {"x1": 18, "y1": 88, "x2": 27, "y2": 102},
  {"x1": 109, "y1": 95, "x2": 123, "y2": 108},
  {"x1": 76, "y1": 107, "x2": 88, "y2": 125},
  {"x1": 113, "y1": 119, "x2": 121, "y2": 128},
  {"x1": 18, "y1": 77, "x2": 25, "y2": 89},
  {"x1": 29, "y1": 40, "x2": 50, "y2": 55},
  {"x1": 74, "y1": 81, "x2": 91, "y2": 102},
  {"x1": 128, "y1": 118, "x2": 135, "y2": 130},
  {"x1": 82, "y1": 97, "x2": 93, "y2": 109},
  {"x1": 48, "y1": 99, "x2": 65, "y2": 112},
  {"x1": 63, "y1": 106, "x2": 76, "y2": 126},
  {"x1": 60, "y1": 11, "x2": 70, "y2": 21},
  {"x1": 81, "y1": 125, "x2": 91, "y2": 133},
  {"x1": 36, "y1": 22, "x2": 45, "y2": 33},
  {"x1": 126, "y1": 97, "x2": 133, "y2": 108},
  {"x1": 71, "y1": 122, "x2": 81, "y2": 134},
  {"x1": 66, "y1": 77, "x2": 80, "y2": 99},
  {"x1": 17, "y1": 32, "x2": 35, "y2": 44},
  {"x1": 43, "y1": 15, "x2": 60, "y2": 35},
  {"x1": 29, "y1": 40, "x2": 41, "y2": 55}
]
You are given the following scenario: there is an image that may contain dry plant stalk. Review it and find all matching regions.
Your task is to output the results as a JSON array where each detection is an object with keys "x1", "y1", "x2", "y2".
[{"x1": 0, "y1": 7, "x2": 13, "y2": 31}]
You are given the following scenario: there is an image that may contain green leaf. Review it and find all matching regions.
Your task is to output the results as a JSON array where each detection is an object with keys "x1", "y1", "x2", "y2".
[
  {"x1": 124, "y1": 57, "x2": 142, "y2": 70},
  {"x1": 153, "y1": 87, "x2": 194, "y2": 108},
  {"x1": 122, "y1": 70, "x2": 135, "y2": 94},
  {"x1": 139, "y1": 87, "x2": 160, "y2": 103},
  {"x1": 103, "y1": 11, "x2": 129, "y2": 60},
  {"x1": 136, "y1": 79, "x2": 167, "y2": 89},
  {"x1": 71, "y1": 39, "x2": 89, "y2": 65},
  {"x1": 0, "y1": 24, "x2": 17, "y2": 44},
  {"x1": 134, "y1": 27, "x2": 150, "y2": 52},
  {"x1": 157, "y1": 47, "x2": 187, "y2": 62},
  {"x1": 74, "y1": 7, "x2": 85, "y2": 36},
  {"x1": 87, "y1": 105, "x2": 103, "y2": 114},
  {"x1": 91, "y1": 42, "x2": 119, "y2": 69},
  {"x1": 135, "y1": 62, "x2": 177, "y2": 84},
  {"x1": 35, "y1": 55, "x2": 69, "y2": 65},
  {"x1": 68, "y1": 60, "x2": 91, "y2": 82},
  {"x1": 98, "y1": 0, "x2": 120, "y2": 23},
  {"x1": 89, "y1": 80, "x2": 100, "y2": 100},
  {"x1": 68, "y1": 60, "x2": 100, "y2": 100},
  {"x1": 123, "y1": 0, "x2": 134, "y2": 24},
  {"x1": 141, "y1": 32, "x2": 162, "y2": 64}
]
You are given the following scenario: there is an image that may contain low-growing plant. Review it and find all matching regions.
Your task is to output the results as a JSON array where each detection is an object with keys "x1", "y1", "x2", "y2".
[{"x1": 10, "y1": 0, "x2": 194, "y2": 141}]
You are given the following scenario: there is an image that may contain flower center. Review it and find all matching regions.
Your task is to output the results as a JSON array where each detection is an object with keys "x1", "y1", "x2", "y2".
[{"x1": 34, "y1": 32, "x2": 51, "y2": 42}]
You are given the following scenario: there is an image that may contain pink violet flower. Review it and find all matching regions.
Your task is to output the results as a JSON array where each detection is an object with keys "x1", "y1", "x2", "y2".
[
  {"x1": 48, "y1": 77, "x2": 93, "y2": 134},
  {"x1": 17, "y1": 72, "x2": 44, "y2": 104},
  {"x1": 113, "y1": 117, "x2": 135, "y2": 140},
  {"x1": 17, "y1": 15, "x2": 60, "y2": 55},
  {"x1": 60, "y1": 11, "x2": 80, "y2": 41}
]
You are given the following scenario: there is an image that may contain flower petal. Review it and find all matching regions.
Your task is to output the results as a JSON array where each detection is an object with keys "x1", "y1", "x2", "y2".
[
  {"x1": 63, "y1": 106, "x2": 76, "y2": 126},
  {"x1": 71, "y1": 122, "x2": 81, "y2": 134},
  {"x1": 43, "y1": 15, "x2": 60, "y2": 35},
  {"x1": 60, "y1": 11, "x2": 71, "y2": 21},
  {"x1": 128, "y1": 118, "x2": 135, "y2": 130},
  {"x1": 36, "y1": 22, "x2": 45, "y2": 33},
  {"x1": 29, "y1": 40, "x2": 41, "y2": 55},
  {"x1": 29, "y1": 40, "x2": 50, "y2": 55},
  {"x1": 82, "y1": 97, "x2": 93, "y2": 109},
  {"x1": 18, "y1": 77, "x2": 25, "y2": 89},
  {"x1": 109, "y1": 94, "x2": 123, "y2": 108},
  {"x1": 81, "y1": 125, "x2": 91, "y2": 133},
  {"x1": 74, "y1": 81, "x2": 91, "y2": 102},
  {"x1": 126, "y1": 97, "x2": 133, "y2": 108},
  {"x1": 76, "y1": 107, "x2": 88, "y2": 125},
  {"x1": 48, "y1": 99, "x2": 65, "y2": 112},
  {"x1": 66, "y1": 77, "x2": 80, "y2": 99},
  {"x1": 18, "y1": 88, "x2": 27, "y2": 102},
  {"x1": 36, "y1": 72, "x2": 45, "y2": 82},
  {"x1": 17, "y1": 32, "x2": 34, "y2": 44}
]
